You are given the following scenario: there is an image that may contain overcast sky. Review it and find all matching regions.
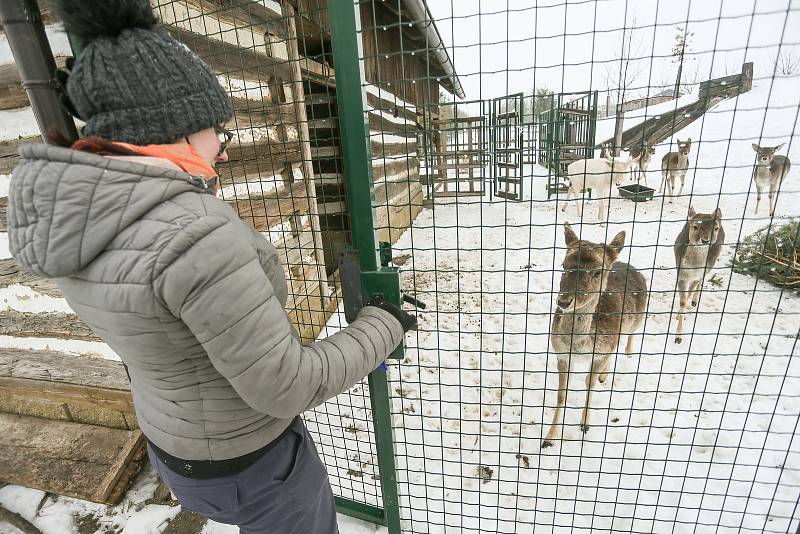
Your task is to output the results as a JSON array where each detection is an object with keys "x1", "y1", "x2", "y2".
[{"x1": 425, "y1": 0, "x2": 800, "y2": 103}]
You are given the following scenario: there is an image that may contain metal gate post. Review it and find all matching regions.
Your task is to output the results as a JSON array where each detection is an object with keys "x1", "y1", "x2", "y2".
[{"x1": 328, "y1": 1, "x2": 403, "y2": 532}]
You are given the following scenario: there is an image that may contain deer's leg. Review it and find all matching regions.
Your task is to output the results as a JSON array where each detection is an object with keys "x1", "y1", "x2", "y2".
[
  {"x1": 598, "y1": 196, "x2": 607, "y2": 223},
  {"x1": 581, "y1": 356, "x2": 607, "y2": 434},
  {"x1": 690, "y1": 279, "x2": 702, "y2": 308},
  {"x1": 768, "y1": 181, "x2": 777, "y2": 216},
  {"x1": 625, "y1": 333, "x2": 635, "y2": 354},
  {"x1": 675, "y1": 278, "x2": 687, "y2": 344},
  {"x1": 597, "y1": 354, "x2": 612, "y2": 384},
  {"x1": 754, "y1": 182, "x2": 762, "y2": 215},
  {"x1": 561, "y1": 187, "x2": 572, "y2": 212},
  {"x1": 678, "y1": 173, "x2": 685, "y2": 196},
  {"x1": 543, "y1": 357, "x2": 570, "y2": 447},
  {"x1": 669, "y1": 174, "x2": 676, "y2": 202},
  {"x1": 658, "y1": 170, "x2": 666, "y2": 193}
]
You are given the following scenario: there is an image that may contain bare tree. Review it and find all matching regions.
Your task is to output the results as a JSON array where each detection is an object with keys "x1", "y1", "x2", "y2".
[
  {"x1": 770, "y1": 49, "x2": 800, "y2": 76},
  {"x1": 672, "y1": 25, "x2": 694, "y2": 96},
  {"x1": 604, "y1": 16, "x2": 646, "y2": 107},
  {"x1": 605, "y1": 17, "x2": 646, "y2": 154}
]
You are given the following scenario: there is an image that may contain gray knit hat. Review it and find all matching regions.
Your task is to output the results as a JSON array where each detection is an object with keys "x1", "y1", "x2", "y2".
[{"x1": 55, "y1": 0, "x2": 233, "y2": 145}]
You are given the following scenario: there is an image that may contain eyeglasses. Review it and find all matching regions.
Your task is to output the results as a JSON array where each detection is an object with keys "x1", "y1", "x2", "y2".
[{"x1": 214, "y1": 125, "x2": 234, "y2": 156}]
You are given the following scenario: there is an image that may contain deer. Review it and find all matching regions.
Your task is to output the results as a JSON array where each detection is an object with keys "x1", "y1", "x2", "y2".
[
  {"x1": 624, "y1": 142, "x2": 656, "y2": 185},
  {"x1": 598, "y1": 142, "x2": 611, "y2": 159},
  {"x1": 543, "y1": 224, "x2": 648, "y2": 447},
  {"x1": 659, "y1": 138, "x2": 692, "y2": 200},
  {"x1": 562, "y1": 156, "x2": 634, "y2": 223},
  {"x1": 673, "y1": 206, "x2": 725, "y2": 344},
  {"x1": 751, "y1": 143, "x2": 792, "y2": 216}
]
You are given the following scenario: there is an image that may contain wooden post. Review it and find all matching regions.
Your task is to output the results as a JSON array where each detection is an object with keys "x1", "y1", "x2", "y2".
[{"x1": 281, "y1": 1, "x2": 329, "y2": 308}]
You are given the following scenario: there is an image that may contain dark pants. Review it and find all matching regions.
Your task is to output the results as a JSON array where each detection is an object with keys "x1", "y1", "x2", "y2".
[{"x1": 148, "y1": 417, "x2": 339, "y2": 534}]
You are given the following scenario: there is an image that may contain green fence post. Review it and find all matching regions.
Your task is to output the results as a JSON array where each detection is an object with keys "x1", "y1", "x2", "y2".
[{"x1": 328, "y1": 1, "x2": 403, "y2": 532}]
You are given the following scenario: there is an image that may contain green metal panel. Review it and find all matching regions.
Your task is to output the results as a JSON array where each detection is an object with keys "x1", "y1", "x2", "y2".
[
  {"x1": 328, "y1": 1, "x2": 403, "y2": 532},
  {"x1": 328, "y1": 0, "x2": 378, "y2": 272},
  {"x1": 491, "y1": 92, "x2": 524, "y2": 200}
]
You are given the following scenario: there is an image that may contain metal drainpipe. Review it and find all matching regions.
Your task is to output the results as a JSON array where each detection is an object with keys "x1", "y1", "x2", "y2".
[{"x1": 0, "y1": 0, "x2": 78, "y2": 145}]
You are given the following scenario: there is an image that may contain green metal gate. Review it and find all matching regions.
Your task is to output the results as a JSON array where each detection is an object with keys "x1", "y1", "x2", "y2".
[
  {"x1": 491, "y1": 93, "x2": 525, "y2": 200},
  {"x1": 537, "y1": 90, "x2": 599, "y2": 198}
]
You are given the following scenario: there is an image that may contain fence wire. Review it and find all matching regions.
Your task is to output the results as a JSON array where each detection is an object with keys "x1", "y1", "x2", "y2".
[
  {"x1": 363, "y1": 0, "x2": 799, "y2": 533},
  {"x1": 155, "y1": 0, "x2": 799, "y2": 532}
]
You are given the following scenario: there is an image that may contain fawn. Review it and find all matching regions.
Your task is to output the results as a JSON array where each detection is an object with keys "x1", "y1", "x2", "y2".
[
  {"x1": 544, "y1": 224, "x2": 648, "y2": 447},
  {"x1": 659, "y1": 138, "x2": 692, "y2": 200},
  {"x1": 625, "y1": 142, "x2": 656, "y2": 185},
  {"x1": 673, "y1": 207, "x2": 725, "y2": 344},
  {"x1": 751, "y1": 143, "x2": 792, "y2": 216}
]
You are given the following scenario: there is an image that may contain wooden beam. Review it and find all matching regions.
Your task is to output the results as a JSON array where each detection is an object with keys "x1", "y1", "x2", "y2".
[
  {"x1": 0, "y1": 258, "x2": 62, "y2": 297},
  {"x1": 162, "y1": 23, "x2": 291, "y2": 83},
  {"x1": 369, "y1": 111, "x2": 418, "y2": 138},
  {"x1": 373, "y1": 156, "x2": 419, "y2": 183},
  {"x1": 219, "y1": 137, "x2": 302, "y2": 186},
  {"x1": 230, "y1": 97, "x2": 296, "y2": 129},
  {"x1": 160, "y1": 11, "x2": 333, "y2": 87},
  {"x1": 371, "y1": 138, "x2": 417, "y2": 158},
  {"x1": 0, "y1": 348, "x2": 135, "y2": 429},
  {"x1": 0, "y1": 135, "x2": 42, "y2": 175},
  {"x1": 229, "y1": 179, "x2": 310, "y2": 231},
  {"x1": 0, "y1": 309, "x2": 99, "y2": 341},
  {"x1": 366, "y1": 91, "x2": 418, "y2": 123},
  {"x1": 172, "y1": 0, "x2": 290, "y2": 39},
  {"x1": 0, "y1": 413, "x2": 144, "y2": 505},
  {"x1": 0, "y1": 348, "x2": 130, "y2": 390}
]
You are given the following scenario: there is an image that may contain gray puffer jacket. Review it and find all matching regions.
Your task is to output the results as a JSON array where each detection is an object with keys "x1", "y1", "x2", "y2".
[{"x1": 7, "y1": 144, "x2": 404, "y2": 461}]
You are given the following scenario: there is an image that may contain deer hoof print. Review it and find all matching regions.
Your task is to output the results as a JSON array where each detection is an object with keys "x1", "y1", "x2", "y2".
[{"x1": 675, "y1": 336, "x2": 683, "y2": 344}]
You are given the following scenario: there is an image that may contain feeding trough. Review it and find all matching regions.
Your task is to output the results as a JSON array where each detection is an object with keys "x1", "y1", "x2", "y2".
[{"x1": 618, "y1": 183, "x2": 655, "y2": 202}]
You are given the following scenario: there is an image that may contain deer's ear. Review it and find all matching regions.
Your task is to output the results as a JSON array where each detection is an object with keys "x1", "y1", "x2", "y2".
[
  {"x1": 687, "y1": 138, "x2": 692, "y2": 144},
  {"x1": 564, "y1": 222, "x2": 579, "y2": 247},
  {"x1": 774, "y1": 143, "x2": 785, "y2": 152},
  {"x1": 688, "y1": 206, "x2": 697, "y2": 218},
  {"x1": 752, "y1": 143, "x2": 760, "y2": 152},
  {"x1": 713, "y1": 207, "x2": 722, "y2": 221},
  {"x1": 608, "y1": 231, "x2": 626, "y2": 254}
]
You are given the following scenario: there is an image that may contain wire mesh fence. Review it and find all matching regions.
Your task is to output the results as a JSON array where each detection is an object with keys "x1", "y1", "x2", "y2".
[
  {"x1": 154, "y1": 0, "x2": 799, "y2": 532},
  {"x1": 359, "y1": 0, "x2": 800, "y2": 532}
]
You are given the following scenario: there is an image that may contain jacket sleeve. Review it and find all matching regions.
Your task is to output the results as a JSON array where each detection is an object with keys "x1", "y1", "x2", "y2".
[{"x1": 153, "y1": 215, "x2": 405, "y2": 419}]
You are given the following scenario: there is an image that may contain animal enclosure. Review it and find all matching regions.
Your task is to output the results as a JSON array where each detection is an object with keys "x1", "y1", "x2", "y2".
[{"x1": 0, "y1": 0, "x2": 799, "y2": 533}]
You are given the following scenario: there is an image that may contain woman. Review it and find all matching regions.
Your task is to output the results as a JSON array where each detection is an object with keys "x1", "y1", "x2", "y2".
[{"x1": 7, "y1": 1, "x2": 414, "y2": 532}]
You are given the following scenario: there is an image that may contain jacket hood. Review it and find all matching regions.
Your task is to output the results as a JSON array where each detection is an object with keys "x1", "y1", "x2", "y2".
[{"x1": 7, "y1": 143, "x2": 211, "y2": 278}]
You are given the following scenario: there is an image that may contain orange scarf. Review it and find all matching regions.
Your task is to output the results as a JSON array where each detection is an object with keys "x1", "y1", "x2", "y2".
[{"x1": 72, "y1": 137, "x2": 217, "y2": 179}]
